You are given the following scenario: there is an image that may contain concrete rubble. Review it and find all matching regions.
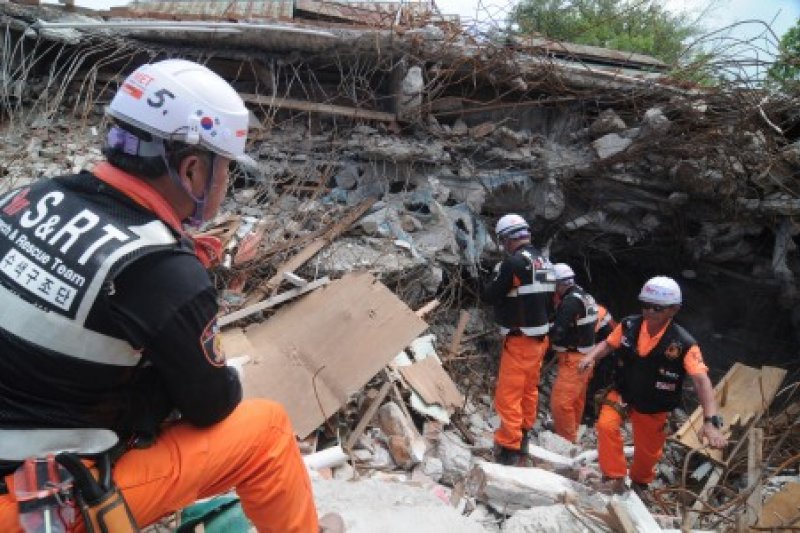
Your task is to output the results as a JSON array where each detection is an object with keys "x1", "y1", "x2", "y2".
[{"x1": 2, "y1": 1, "x2": 800, "y2": 531}]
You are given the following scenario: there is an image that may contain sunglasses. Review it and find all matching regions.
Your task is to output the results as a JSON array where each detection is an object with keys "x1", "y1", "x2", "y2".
[{"x1": 640, "y1": 302, "x2": 669, "y2": 312}]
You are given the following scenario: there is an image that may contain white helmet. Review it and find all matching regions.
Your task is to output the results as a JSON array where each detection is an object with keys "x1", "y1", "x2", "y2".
[
  {"x1": 495, "y1": 214, "x2": 530, "y2": 240},
  {"x1": 639, "y1": 276, "x2": 682, "y2": 305},
  {"x1": 107, "y1": 59, "x2": 252, "y2": 164},
  {"x1": 553, "y1": 263, "x2": 575, "y2": 281}
]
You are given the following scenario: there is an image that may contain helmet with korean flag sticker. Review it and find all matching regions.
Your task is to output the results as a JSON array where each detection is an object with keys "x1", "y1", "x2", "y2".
[{"x1": 107, "y1": 59, "x2": 253, "y2": 165}]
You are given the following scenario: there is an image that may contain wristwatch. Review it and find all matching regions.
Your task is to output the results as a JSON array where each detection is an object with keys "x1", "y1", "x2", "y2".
[{"x1": 704, "y1": 415, "x2": 724, "y2": 428}]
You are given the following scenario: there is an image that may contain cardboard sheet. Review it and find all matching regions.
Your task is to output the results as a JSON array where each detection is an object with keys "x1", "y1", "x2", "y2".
[
  {"x1": 236, "y1": 272, "x2": 428, "y2": 437},
  {"x1": 399, "y1": 357, "x2": 464, "y2": 411}
]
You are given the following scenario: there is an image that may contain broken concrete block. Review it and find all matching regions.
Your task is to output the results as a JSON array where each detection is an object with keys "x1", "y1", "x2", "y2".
[
  {"x1": 422, "y1": 456, "x2": 444, "y2": 482},
  {"x1": 495, "y1": 126, "x2": 528, "y2": 150},
  {"x1": 639, "y1": 107, "x2": 671, "y2": 137},
  {"x1": 312, "y1": 478, "x2": 489, "y2": 533},
  {"x1": 452, "y1": 119, "x2": 469, "y2": 136},
  {"x1": 466, "y1": 460, "x2": 592, "y2": 513},
  {"x1": 502, "y1": 505, "x2": 590, "y2": 532},
  {"x1": 438, "y1": 431, "x2": 473, "y2": 485},
  {"x1": 592, "y1": 133, "x2": 632, "y2": 159},
  {"x1": 397, "y1": 65, "x2": 424, "y2": 122},
  {"x1": 589, "y1": 109, "x2": 626, "y2": 139},
  {"x1": 334, "y1": 163, "x2": 360, "y2": 190},
  {"x1": 537, "y1": 430, "x2": 580, "y2": 458}
]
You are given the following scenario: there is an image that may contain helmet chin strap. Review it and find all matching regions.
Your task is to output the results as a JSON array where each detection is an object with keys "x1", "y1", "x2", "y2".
[{"x1": 158, "y1": 141, "x2": 217, "y2": 229}]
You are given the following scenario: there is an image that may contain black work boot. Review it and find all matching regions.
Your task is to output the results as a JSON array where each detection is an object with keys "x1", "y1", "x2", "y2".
[
  {"x1": 520, "y1": 428, "x2": 535, "y2": 455},
  {"x1": 630, "y1": 481, "x2": 650, "y2": 501},
  {"x1": 494, "y1": 445, "x2": 522, "y2": 466}
]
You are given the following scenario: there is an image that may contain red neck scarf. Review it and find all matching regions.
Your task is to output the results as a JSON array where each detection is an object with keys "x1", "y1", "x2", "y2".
[{"x1": 92, "y1": 162, "x2": 221, "y2": 268}]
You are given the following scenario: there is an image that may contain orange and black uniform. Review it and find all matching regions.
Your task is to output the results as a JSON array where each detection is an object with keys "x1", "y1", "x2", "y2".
[
  {"x1": 596, "y1": 316, "x2": 708, "y2": 484},
  {"x1": 482, "y1": 244, "x2": 555, "y2": 451},
  {"x1": 549, "y1": 285, "x2": 598, "y2": 442},
  {"x1": 0, "y1": 165, "x2": 317, "y2": 532}
]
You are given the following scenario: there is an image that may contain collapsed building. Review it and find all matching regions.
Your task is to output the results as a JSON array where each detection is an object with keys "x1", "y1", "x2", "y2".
[{"x1": 1, "y1": 0, "x2": 799, "y2": 531}]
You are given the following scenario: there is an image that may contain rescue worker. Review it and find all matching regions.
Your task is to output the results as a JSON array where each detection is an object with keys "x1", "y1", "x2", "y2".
[
  {"x1": 548, "y1": 263, "x2": 599, "y2": 443},
  {"x1": 577, "y1": 276, "x2": 727, "y2": 493},
  {"x1": 482, "y1": 214, "x2": 555, "y2": 465},
  {"x1": 0, "y1": 60, "x2": 324, "y2": 532}
]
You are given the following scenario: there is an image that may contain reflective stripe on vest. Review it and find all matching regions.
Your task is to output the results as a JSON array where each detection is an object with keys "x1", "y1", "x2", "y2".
[
  {"x1": 506, "y1": 282, "x2": 554, "y2": 296},
  {"x1": 500, "y1": 324, "x2": 550, "y2": 336}
]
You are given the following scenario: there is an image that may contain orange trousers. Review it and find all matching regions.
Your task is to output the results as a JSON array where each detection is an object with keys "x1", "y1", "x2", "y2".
[
  {"x1": 550, "y1": 351, "x2": 591, "y2": 443},
  {"x1": 595, "y1": 390, "x2": 667, "y2": 484},
  {"x1": 0, "y1": 399, "x2": 318, "y2": 533},
  {"x1": 494, "y1": 335, "x2": 548, "y2": 450}
]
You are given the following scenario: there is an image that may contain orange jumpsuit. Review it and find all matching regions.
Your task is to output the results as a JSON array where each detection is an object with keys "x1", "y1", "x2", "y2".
[
  {"x1": 551, "y1": 349, "x2": 590, "y2": 443},
  {"x1": 596, "y1": 321, "x2": 708, "y2": 483},
  {"x1": 0, "y1": 399, "x2": 319, "y2": 533},
  {"x1": 494, "y1": 335, "x2": 549, "y2": 450}
]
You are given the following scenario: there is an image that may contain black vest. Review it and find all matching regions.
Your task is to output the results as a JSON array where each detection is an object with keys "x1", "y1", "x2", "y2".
[
  {"x1": 552, "y1": 285, "x2": 599, "y2": 353},
  {"x1": 616, "y1": 316, "x2": 695, "y2": 414},
  {"x1": 494, "y1": 246, "x2": 555, "y2": 336},
  {"x1": 0, "y1": 173, "x2": 189, "y2": 434}
]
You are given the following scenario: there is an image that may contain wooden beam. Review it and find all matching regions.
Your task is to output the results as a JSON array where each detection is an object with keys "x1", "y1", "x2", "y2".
[
  {"x1": 344, "y1": 379, "x2": 393, "y2": 451},
  {"x1": 414, "y1": 299, "x2": 440, "y2": 318},
  {"x1": 242, "y1": 94, "x2": 397, "y2": 122},
  {"x1": 743, "y1": 428, "x2": 764, "y2": 531},
  {"x1": 445, "y1": 310, "x2": 470, "y2": 361},
  {"x1": 218, "y1": 277, "x2": 330, "y2": 327}
]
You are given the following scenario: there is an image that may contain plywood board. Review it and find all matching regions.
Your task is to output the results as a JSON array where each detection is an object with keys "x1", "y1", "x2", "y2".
[
  {"x1": 398, "y1": 357, "x2": 464, "y2": 410},
  {"x1": 220, "y1": 327, "x2": 255, "y2": 358},
  {"x1": 241, "y1": 272, "x2": 428, "y2": 438},
  {"x1": 757, "y1": 482, "x2": 800, "y2": 528},
  {"x1": 671, "y1": 363, "x2": 786, "y2": 464}
]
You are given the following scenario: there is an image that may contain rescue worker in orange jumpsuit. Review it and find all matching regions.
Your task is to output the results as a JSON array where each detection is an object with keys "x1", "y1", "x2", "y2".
[
  {"x1": 549, "y1": 263, "x2": 599, "y2": 443},
  {"x1": 578, "y1": 276, "x2": 727, "y2": 493},
  {"x1": 482, "y1": 214, "x2": 555, "y2": 465},
  {"x1": 0, "y1": 60, "x2": 329, "y2": 532}
]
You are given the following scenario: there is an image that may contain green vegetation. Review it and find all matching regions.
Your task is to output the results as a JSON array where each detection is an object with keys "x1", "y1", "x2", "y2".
[
  {"x1": 767, "y1": 17, "x2": 800, "y2": 94},
  {"x1": 509, "y1": 0, "x2": 701, "y2": 65}
]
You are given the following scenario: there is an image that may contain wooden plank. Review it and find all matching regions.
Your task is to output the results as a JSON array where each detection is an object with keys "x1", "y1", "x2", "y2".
[
  {"x1": 757, "y1": 482, "x2": 800, "y2": 529},
  {"x1": 218, "y1": 277, "x2": 330, "y2": 327},
  {"x1": 414, "y1": 299, "x2": 440, "y2": 318},
  {"x1": 219, "y1": 327, "x2": 255, "y2": 359},
  {"x1": 670, "y1": 363, "x2": 786, "y2": 464},
  {"x1": 242, "y1": 272, "x2": 428, "y2": 437},
  {"x1": 446, "y1": 310, "x2": 470, "y2": 361},
  {"x1": 398, "y1": 357, "x2": 464, "y2": 410},
  {"x1": 344, "y1": 380, "x2": 393, "y2": 451},
  {"x1": 743, "y1": 428, "x2": 763, "y2": 531},
  {"x1": 243, "y1": 198, "x2": 375, "y2": 306},
  {"x1": 241, "y1": 94, "x2": 396, "y2": 122}
]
